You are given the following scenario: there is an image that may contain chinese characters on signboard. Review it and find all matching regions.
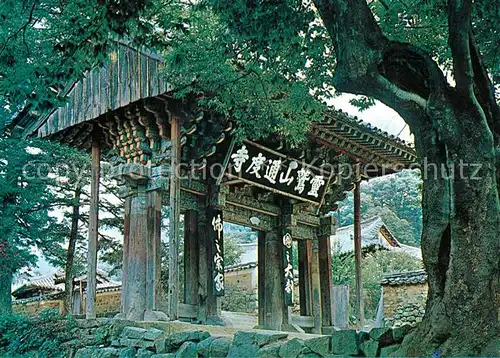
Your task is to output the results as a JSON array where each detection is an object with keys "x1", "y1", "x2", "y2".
[
  {"x1": 282, "y1": 232, "x2": 294, "y2": 306},
  {"x1": 211, "y1": 210, "x2": 225, "y2": 296},
  {"x1": 226, "y1": 140, "x2": 331, "y2": 205}
]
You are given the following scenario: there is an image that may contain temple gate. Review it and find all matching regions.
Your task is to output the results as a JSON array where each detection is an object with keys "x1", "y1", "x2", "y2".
[{"x1": 25, "y1": 44, "x2": 417, "y2": 333}]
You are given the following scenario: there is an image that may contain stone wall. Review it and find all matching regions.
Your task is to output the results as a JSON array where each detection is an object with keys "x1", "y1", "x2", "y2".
[
  {"x1": 72, "y1": 322, "x2": 417, "y2": 357},
  {"x1": 12, "y1": 290, "x2": 121, "y2": 316},
  {"x1": 12, "y1": 299, "x2": 62, "y2": 315},
  {"x1": 382, "y1": 283, "x2": 427, "y2": 327},
  {"x1": 219, "y1": 284, "x2": 258, "y2": 313},
  {"x1": 83, "y1": 290, "x2": 121, "y2": 314}
]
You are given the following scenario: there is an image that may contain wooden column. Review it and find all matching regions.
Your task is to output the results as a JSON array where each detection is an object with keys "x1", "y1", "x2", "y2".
[
  {"x1": 184, "y1": 210, "x2": 199, "y2": 305},
  {"x1": 354, "y1": 181, "x2": 365, "y2": 328},
  {"x1": 258, "y1": 231, "x2": 266, "y2": 327},
  {"x1": 168, "y1": 116, "x2": 181, "y2": 320},
  {"x1": 318, "y1": 216, "x2": 335, "y2": 328},
  {"x1": 121, "y1": 197, "x2": 131, "y2": 315},
  {"x1": 298, "y1": 240, "x2": 312, "y2": 316},
  {"x1": 264, "y1": 230, "x2": 286, "y2": 330},
  {"x1": 125, "y1": 192, "x2": 149, "y2": 320},
  {"x1": 120, "y1": 190, "x2": 164, "y2": 321},
  {"x1": 85, "y1": 129, "x2": 100, "y2": 319},
  {"x1": 311, "y1": 238, "x2": 322, "y2": 334},
  {"x1": 197, "y1": 203, "x2": 218, "y2": 322},
  {"x1": 146, "y1": 190, "x2": 162, "y2": 311}
]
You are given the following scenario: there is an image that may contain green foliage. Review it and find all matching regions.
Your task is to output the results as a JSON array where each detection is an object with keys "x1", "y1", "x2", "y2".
[
  {"x1": 0, "y1": 310, "x2": 76, "y2": 357},
  {"x1": 0, "y1": 137, "x2": 78, "y2": 274},
  {"x1": 224, "y1": 223, "x2": 256, "y2": 244},
  {"x1": 332, "y1": 249, "x2": 422, "y2": 321},
  {"x1": 147, "y1": 1, "x2": 332, "y2": 145},
  {"x1": 371, "y1": 0, "x2": 499, "y2": 82},
  {"x1": 0, "y1": 0, "x2": 148, "y2": 123},
  {"x1": 336, "y1": 170, "x2": 422, "y2": 246},
  {"x1": 223, "y1": 234, "x2": 244, "y2": 266}
]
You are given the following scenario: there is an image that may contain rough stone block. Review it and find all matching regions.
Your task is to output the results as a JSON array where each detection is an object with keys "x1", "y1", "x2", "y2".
[
  {"x1": 120, "y1": 337, "x2": 156, "y2": 350},
  {"x1": 331, "y1": 330, "x2": 358, "y2": 356},
  {"x1": 361, "y1": 339, "x2": 379, "y2": 357},
  {"x1": 75, "y1": 347, "x2": 119, "y2": 358},
  {"x1": 198, "y1": 337, "x2": 232, "y2": 358},
  {"x1": 379, "y1": 344, "x2": 400, "y2": 357},
  {"x1": 279, "y1": 338, "x2": 304, "y2": 358},
  {"x1": 144, "y1": 328, "x2": 165, "y2": 341},
  {"x1": 369, "y1": 327, "x2": 394, "y2": 347},
  {"x1": 227, "y1": 333, "x2": 260, "y2": 358},
  {"x1": 144, "y1": 310, "x2": 169, "y2": 322},
  {"x1": 321, "y1": 326, "x2": 340, "y2": 335},
  {"x1": 175, "y1": 341, "x2": 198, "y2": 358},
  {"x1": 297, "y1": 353, "x2": 322, "y2": 358},
  {"x1": 151, "y1": 355, "x2": 175, "y2": 358},
  {"x1": 391, "y1": 325, "x2": 411, "y2": 343},
  {"x1": 167, "y1": 330, "x2": 211, "y2": 349},
  {"x1": 137, "y1": 348, "x2": 155, "y2": 358},
  {"x1": 258, "y1": 341, "x2": 285, "y2": 357},
  {"x1": 122, "y1": 326, "x2": 148, "y2": 340},
  {"x1": 304, "y1": 336, "x2": 331, "y2": 356},
  {"x1": 118, "y1": 347, "x2": 137, "y2": 358},
  {"x1": 155, "y1": 338, "x2": 167, "y2": 354},
  {"x1": 111, "y1": 339, "x2": 121, "y2": 347}
]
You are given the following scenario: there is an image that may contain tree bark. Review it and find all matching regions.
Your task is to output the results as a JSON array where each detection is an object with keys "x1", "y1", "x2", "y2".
[
  {"x1": 313, "y1": 0, "x2": 499, "y2": 355},
  {"x1": 62, "y1": 186, "x2": 82, "y2": 315},
  {"x1": 0, "y1": 270, "x2": 12, "y2": 317}
]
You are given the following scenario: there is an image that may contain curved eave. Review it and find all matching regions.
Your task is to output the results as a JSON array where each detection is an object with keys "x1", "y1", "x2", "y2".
[{"x1": 312, "y1": 111, "x2": 417, "y2": 172}]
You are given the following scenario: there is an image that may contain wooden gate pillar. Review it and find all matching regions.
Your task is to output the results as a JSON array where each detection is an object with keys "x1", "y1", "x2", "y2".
[
  {"x1": 197, "y1": 203, "x2": 215, "y2": 323},
  {"x1": 119, "y1": 186, "x2": 166, "y2": 321},
  {"x1": 298, "y1": 240, "x2": 313, "y2": 316},
  {"x1": 263, "y1": 230, "x2": 287, "y2": 330},
  {"x1": 311, "y1": 237, "x2": 322, "y2": 333},
  {"x1": 257, "y1": 231, "x2": 266, "y2": 327},
  {"x1": 85, "y1": 128, "x2": 100, "y2": 319},
  {"x1": 198, "y1": 184, "x2": 225, "y2": 324},
  {"x1": 184, "y1": 210, "x2": 199, "y2": 305},
  {"x1": 317, "y1": 215, "x2": 336, "y2": 330}
]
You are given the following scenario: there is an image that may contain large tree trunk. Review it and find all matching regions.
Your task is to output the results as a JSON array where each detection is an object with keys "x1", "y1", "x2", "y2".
[
  {"x1": 63, "y1": 186, "x2": 82, "y2": 315},
  {"x1": 0, "y1": 270, "x2": 13, "y2": 317},
  {"x1": 313, "y1": 0, "x2": 499, "y2": 355},
  {"x1": 403, "y1": 99, "x2": 499, "y2": 356}
]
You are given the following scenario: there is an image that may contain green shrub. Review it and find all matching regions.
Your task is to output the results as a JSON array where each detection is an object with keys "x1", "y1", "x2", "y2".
[{"x1": 0, "y1": 310, "x2": 76, "y2": 357}]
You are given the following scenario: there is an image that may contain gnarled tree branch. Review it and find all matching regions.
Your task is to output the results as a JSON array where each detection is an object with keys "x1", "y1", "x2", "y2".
[{"x1": 447, "y1": 0, "x2": 474, "y2": 95}]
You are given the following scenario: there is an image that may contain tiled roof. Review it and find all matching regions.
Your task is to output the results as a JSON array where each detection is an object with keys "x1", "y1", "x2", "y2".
[
  {"x1": 224, "y1": 261, "x2": 257, "y2": 273},
  {"x1": 380, "y1": 270, "x2": 427, "y2": 285},
  {"x1": 12, "y1": 284, "x2": 122, "y2": 305},
  {"x1": 312, "y1": 110, "x2": 417, "y2": 169},
  {"x1": 331, "y1": 216, "x2": 422, "y2": 259},
  {"x1": 19, "y1": 41, "x2": 415, "y2": 168},
  {"x1": 332, "y1": 216, "x2": 390, "y2": 253},
  {"x1": 12, "y1": 271, "x2": 120, "y2": 299}
]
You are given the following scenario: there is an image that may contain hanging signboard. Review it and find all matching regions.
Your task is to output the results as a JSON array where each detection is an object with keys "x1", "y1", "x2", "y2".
[
  {"x1": 282, "y1": 231, "x2": 294, "y2": 306},
  {"x1": 210, "y1": 209, "x2": 225, "y2": 296},
  {"x1": 224, "y1": 140, "x2": 332, "y2": 205}
]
